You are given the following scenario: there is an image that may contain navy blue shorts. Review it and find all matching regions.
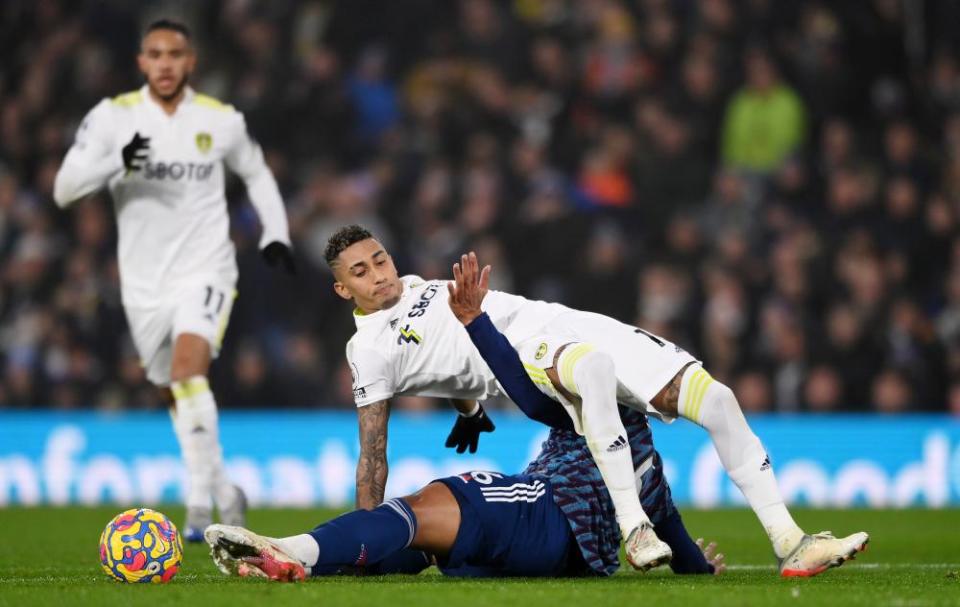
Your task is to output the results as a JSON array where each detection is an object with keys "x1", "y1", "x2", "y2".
[{"x1": 435, "y1": 472, "x2": 584, "y2": 577}]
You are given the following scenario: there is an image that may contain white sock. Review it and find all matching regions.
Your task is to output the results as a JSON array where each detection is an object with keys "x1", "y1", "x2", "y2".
[
  {"x1": 271, "y1": 534, "x2": 320, "y2": 570},
  {"x1": 171, "y1": 376, "x2": 235, "y2": 510},
  {"x1": 678, "y1": 364, "x2": 804, "y2": 558},
  {"x1": 558, "y1": 344, "x2": 651, "y2": 539}
]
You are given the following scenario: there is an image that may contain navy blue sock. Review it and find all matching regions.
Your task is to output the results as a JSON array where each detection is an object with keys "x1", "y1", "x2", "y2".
[
  {"x1": 655, "y1": 511, "x2": 714, "y2": 574},
  {"x1": 308, "y1": 498, "x2": 418, "y2": 576},
  {"x1": 366, "y1": 549, "x2": 432, "y2": 575}
]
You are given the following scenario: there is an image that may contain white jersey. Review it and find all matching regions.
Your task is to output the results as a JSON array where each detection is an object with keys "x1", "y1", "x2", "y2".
[
  {"x1": 53, "y1": 85, "x2": 290, "y2": 308},
  {"x1": 347, "y1": 275, "x2": 570, "y2": 406}
]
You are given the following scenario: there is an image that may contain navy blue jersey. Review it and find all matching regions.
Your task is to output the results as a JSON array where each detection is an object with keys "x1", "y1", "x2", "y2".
[
  {"x1": 524, "y1": 406, "x2": 678, "y2": 576},
  {"x1": 435, "y1": 471, "x2": 584, "y2": 577}
]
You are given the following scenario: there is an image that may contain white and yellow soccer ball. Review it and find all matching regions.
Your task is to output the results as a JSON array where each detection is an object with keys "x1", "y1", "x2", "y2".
[{"x1": 99, "y1": 508, "x2": 183, "y2": 583}]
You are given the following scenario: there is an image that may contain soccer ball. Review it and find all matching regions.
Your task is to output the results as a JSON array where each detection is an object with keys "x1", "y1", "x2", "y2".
[{"x1": 99, "y1": 508, "x2": 183, "y2": 583}]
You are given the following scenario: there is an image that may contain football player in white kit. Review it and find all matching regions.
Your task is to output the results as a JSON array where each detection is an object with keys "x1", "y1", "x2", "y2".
[
  {"x1": 53, "y1": 20, "x2": 294, "y2": 541},
  {"x1": 328, "y1": 225, "x2": 868, "y2": 577}
]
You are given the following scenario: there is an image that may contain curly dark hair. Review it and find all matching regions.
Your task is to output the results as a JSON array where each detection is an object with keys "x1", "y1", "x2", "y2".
[
  {"x1": 324, "y1": 225, "x2": 374, "y2": 266},
  {"x1": 145, "y1": 19, "x2": 191, "y2": 40}
]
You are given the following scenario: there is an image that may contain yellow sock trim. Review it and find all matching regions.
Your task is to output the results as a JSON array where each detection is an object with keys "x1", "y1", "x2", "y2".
[
  {"x1": 683, "y1": 368, "x2": 714, "y2": 424},
  {"x1": 522, "y1": 363, "x2": 553, "y2": 389},
  {"x1": 557, "y1": 343, "x2": 595, "y2": 395},
  {"x1": 171, "y1": 376, "x2": 210, "y2": 401}
]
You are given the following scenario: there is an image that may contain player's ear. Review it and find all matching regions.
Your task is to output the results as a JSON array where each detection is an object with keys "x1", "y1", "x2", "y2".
[
  {"x1": 333, "y1": 280, "x2": 353, "y2": 301},
  {"x1": 137, "y1": 51, "x2": 148, "y2": 77}
]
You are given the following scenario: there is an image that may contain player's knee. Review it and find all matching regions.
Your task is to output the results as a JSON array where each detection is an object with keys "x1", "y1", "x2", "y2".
[
  {"x1": 697, "y1": 381, "x2": 742, "y2": 428},
  {"x1": 711, "y1": 381, "x2": 737, "y2": 410},
  {"x1": 558, "y1": 344, "x2": 615, "y2": 396},
  {"x1": 579, "y1": 350, "x2": 616, "y2": 378},
  {"x1": 679, "y1": 366, "x2": 740, "y2": 425},
  {"x1": 170, "y1": 334, "x2": 212, "y2": 381}
]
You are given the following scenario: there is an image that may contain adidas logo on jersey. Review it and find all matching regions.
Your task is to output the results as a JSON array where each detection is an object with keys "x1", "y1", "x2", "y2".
[
  {"x1": 607, "y1": 435, "x2": 628, "y2": 452},
  {"x1": 760, "y1": 455, "x2": 771, "y2": 471}
]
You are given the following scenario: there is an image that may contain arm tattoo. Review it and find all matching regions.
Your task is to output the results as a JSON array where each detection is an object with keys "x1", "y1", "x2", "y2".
[
  {"x1": 651, "y1": 366, "x2": 690, "y2": 418},
  {"x1": 356, "y1": 400, "x2": 390, "y2": 510},
  {"x1": 664, "y1": 373, "x2": 682, "y2": 411}
]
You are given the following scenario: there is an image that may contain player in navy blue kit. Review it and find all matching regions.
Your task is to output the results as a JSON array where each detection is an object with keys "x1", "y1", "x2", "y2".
[{"x1": 205, "y1": 458, "x2": 723, "y2": 581}]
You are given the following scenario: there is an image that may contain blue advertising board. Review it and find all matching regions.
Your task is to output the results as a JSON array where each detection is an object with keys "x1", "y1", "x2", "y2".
[{"x1": 1, "y1": 412, "x2": 959, "y2": 508}]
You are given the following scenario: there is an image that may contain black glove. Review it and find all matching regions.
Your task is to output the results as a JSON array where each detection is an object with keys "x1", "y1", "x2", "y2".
[
  {"x1": 261, "y1": 241, "x2": 297, "y2": 274},
  {"x1": 445, "y1": 404, "x2": 495, "y2": 454},
  {"x1": 122, "y1": 132, "x2": 150, "y2": 173}
]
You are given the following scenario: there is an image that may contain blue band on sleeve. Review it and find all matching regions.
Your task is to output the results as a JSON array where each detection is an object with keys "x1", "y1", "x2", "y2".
[{"x1": 465, "y1": 313, "x2": 574, "y2": 431}]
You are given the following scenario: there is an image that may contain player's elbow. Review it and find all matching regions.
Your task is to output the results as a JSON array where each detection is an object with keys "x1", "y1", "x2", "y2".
[
  {"x1": 237, "y1": 165, "x2": 269, "y2": 190},
  {"x1": 52, "y1": 171, "x2": 78, "y2": 208}
]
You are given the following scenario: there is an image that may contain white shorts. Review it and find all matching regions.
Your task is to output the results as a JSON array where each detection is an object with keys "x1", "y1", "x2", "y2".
[
  {"x1": 514, "y1": 310, "x2": 697, "y2": 423},
  {"x1": 124, "y1": 279, "x2": 237, "y2": 386}
]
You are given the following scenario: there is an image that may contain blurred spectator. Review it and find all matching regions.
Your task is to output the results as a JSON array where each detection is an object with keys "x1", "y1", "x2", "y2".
[
  {"x1": 347, "y1": 46, "x2": 399, "y2": 146},
  {"x1": 949, "y1": 382, "x2": 960, "y2": 417},
  {"x1": 220, "y1": 340, "x2": 281, "y2": 409},
  {"x1": 735, "y1": 370, "x2": 773, "y2": 413},
  {"x1": 803, "y1": 366, "x2": 845, "y2": 412},
  {"x1": 871, "y1": 368, "x2": 914, "y2": 414},
  {"x1": 721, "y1": 47, "x2": 807, "y2": 173},
  {"x1": 636, "y1": 262, "x2": 692, "y2": 345}
]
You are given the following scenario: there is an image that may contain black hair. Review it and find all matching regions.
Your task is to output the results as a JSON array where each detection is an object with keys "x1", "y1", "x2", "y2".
[
  {"x1": 145, "y1": 19, "x2": 191, "y2": 40},
  {"x1": 325, "y1": 225, "x2": 374, "y2": 266}
]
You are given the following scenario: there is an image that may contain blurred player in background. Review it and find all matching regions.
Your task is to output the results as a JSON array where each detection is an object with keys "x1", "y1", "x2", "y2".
[
  {"x1": 327, "y1": 225, "x2": 867, "y2": 577},
  {"x1": 52, "y1": 19, "x2": 295, "y2": 541}
]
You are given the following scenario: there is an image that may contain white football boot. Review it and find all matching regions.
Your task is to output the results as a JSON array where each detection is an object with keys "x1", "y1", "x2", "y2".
[
  {"x1": 184, "y1": 506, "x2": 212, "y2": 543},
  {"x1": 205, "y1": 524, "x2": 306, "y2": 582},
  {"x1": 624, "y1": 522, "x2": 673, "y2": 572},
  {"x1": 779, "y1": 530, "x2": 869, "y2": 577}
]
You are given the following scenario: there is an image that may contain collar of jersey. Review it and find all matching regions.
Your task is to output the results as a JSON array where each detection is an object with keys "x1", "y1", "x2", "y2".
[
  {"x1": 352, "y1": 275, "x2": 423, "y2": 331},
  {"x1": 141, "y1": 84, "x2": 196, "y2": 117}
]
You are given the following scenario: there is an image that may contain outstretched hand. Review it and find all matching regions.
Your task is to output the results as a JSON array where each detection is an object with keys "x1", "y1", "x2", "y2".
[
  {"x1": 447, "y1": 251, "x2": 491, "y2": 326},
  {"x1": 696, "y1": 538, "x2": 726, "y2": 575}
]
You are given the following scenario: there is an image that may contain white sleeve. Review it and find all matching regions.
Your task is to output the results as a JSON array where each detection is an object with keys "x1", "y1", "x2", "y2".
[
  {"x1": 53, "y1": 99, "x2": 123, "y2": 208},
  {"x1": 347, "y1": 345, "x2": 395, "y2": 407},
  {"x1": 223, "y1": 112, "x2": 291, "y2": 249}
]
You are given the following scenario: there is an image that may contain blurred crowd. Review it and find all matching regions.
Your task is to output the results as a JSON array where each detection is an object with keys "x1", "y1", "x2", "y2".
[{"x1": 3, "y1": 0, "x2": 960, "y2": 414}]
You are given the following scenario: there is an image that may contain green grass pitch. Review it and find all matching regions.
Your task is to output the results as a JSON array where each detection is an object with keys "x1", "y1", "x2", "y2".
[{"x1": 1, "y1": 507, "x2": 958, "y2": 607}]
